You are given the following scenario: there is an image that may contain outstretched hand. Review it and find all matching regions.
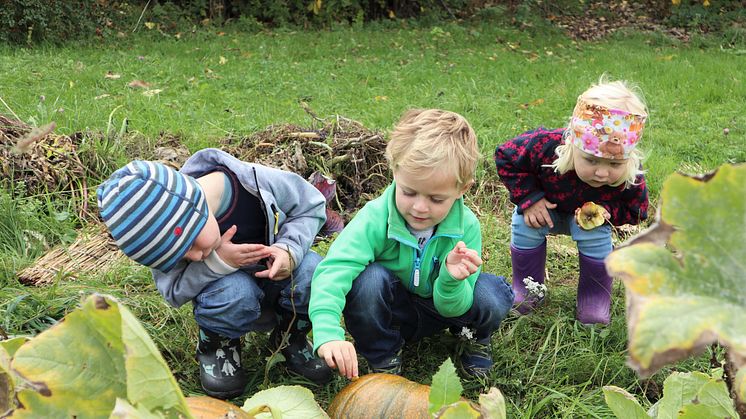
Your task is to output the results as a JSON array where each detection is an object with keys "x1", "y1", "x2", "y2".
[
  {"x1": 215, "y1": 225, "x2": 272, "y2": 268},
  {"x1": 445, "y1": 241, "x2": 482, "y2": 280},
  {"x1": 318, "y1": 340, "x2": 359, "y2": 380},
  {"x1": 523, "y1": 198, "x2": 557, "y2": 228}
]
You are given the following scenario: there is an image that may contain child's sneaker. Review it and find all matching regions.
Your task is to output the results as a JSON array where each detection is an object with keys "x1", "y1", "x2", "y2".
[
  {"x1": 459, "y1": 340, "x2": 493, "y2": 378},
  {"x1": 368, "y1": 349, "x2": 403, "y2": 375}
]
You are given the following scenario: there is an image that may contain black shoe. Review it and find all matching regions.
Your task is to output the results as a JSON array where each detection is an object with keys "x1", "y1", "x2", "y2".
[
  {"x1": 458, "y1": 339, "x2": 493, "y2": 379},
  {"x1": 196, "y1": 328, "x2": 248, "y2": 399},
  {"x1": 271, "y1": 314, "x2": 333, "y2": 384},
  {"x1": 368, "y1": 348, "x2": 403, "y2": 375}
]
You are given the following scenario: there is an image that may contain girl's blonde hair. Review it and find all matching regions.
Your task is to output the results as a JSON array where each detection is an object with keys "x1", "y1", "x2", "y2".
[
  {"x1": 551, "y1": 76, "x2": 648, "y2": 188},
  {"x1": 386, "y1": 109, "x2": 479, "y2": 189}
]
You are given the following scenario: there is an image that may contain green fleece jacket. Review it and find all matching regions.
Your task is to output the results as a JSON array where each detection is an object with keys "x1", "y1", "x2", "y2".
[{"x1": 309, "y1": 182, "x2": 482, "y2": 353}]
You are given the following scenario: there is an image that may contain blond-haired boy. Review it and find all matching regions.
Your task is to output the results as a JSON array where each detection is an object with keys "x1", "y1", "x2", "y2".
[{"x1": 309, "y1": 109, "x2": 514, "y2": 378}]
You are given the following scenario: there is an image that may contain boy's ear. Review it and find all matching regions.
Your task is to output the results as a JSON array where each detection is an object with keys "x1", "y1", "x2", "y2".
[{"x1": 458, "y1": 180, "x2": 474, "y2": 197}]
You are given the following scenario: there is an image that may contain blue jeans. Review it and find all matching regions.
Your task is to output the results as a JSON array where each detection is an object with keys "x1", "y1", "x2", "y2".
[
  {"x1": 192, "y1": 251, "x2": 322, "y2": 339},
  {"x1": 511, "y1": 207, "x2": 612, "y2": 260},
  {"x1": 343, "y1": 263, "x2": 514, "y2": 366}
]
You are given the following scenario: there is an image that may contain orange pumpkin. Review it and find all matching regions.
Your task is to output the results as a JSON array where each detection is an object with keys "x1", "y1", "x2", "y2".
[
  {"x1": 327, "y1": 373, "x2": 431, "y2": 419},
  {"x1": 185, "y1": 396, "x2": 254, "y2": 419}
]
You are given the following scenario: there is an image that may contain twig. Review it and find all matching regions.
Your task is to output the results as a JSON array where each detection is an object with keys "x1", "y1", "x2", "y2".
[
  {"x1": 132, "y1": 0, "x2": 152, "y2": 33},
  {"x1": 0, "y1": 95, "x2": 22, "y2": 122}
]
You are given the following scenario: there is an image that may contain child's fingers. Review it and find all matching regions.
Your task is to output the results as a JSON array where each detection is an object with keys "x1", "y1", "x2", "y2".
[{"x1": 220, "y1": 225, "x2": 237, "y2": 244}]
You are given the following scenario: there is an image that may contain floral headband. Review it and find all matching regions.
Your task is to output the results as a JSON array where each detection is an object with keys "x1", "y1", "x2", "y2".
[{"x1": 569, "y1": 100, "x2": 646, "y2": 160}]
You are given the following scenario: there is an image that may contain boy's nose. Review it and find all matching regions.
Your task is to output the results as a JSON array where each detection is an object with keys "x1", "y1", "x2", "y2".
[{"x1": 412, "y1": 198, "x2": 428, "y2": 213}]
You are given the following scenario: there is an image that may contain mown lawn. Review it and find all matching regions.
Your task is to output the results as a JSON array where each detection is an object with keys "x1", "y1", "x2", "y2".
[{"x1": 1, "y1": 12, "x2": 744, "y2": 418}]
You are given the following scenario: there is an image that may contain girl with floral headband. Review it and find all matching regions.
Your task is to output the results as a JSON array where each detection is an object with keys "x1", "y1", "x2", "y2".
[{"x1": 494, "y1": 77, "x2": 648, "y2": 325}]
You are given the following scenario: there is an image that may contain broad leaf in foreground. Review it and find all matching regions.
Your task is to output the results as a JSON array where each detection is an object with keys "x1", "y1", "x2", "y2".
[
  {"x1": 241, "y1": 385, "x2": 327, "y2": 418},
  {"x1": 9, "y1": 294, "x2": 191, "y2": 418},
  {"x1": 606, "y1": 164, "x2": 746, "y2": 402}
]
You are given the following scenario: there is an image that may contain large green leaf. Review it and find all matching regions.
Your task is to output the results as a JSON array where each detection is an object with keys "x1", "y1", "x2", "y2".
[
  {"x1": 655, "y1": 371, "x2": 736, "y2": 419},
  {"x1": 602, "y1": 386, "x2": 648, "y2": 419},
  {"x1": 8, "y1": 294, "x2": 191, "y2": 418},
  {"x1": 241, "y1": 385, "x2": 327, "y2": 418},
  {"x1": 428, "y1": 358, "x2": 463, "y2": 416},
  {"x1": 606, "y1": 164, "x2": 746, "y2": 396}
]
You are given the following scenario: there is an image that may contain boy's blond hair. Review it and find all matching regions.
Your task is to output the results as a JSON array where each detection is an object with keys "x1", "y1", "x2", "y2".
[
  {"x1": 385, "y1": 109, "x2": 480, "y2": 189},
  {"x1": 551, "y1": 76, "x2": 648, "y2": 188}
]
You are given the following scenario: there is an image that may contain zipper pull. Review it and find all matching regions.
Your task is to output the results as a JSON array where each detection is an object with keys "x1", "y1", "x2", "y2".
[
  {"x1": 413, "y1": 268, "x2": 420, "y2": 287},
  {"x1": 271, "y1": 204, "x2": 279, "y2": 235}
]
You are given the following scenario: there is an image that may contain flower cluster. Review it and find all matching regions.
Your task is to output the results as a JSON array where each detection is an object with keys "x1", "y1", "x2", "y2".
[
  {"x1": 522, "y1": 276, "x2": 547, "y2": 299},
  {"x1": 458, "y1": 326, "x2": 475, "y2": 341}
]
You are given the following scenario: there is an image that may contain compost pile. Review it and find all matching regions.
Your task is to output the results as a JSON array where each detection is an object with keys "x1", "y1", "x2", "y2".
[
  {"x1": 222, "y1": 114, "x2": 390, "y2": 217},
  {"x1": 0, "y1": 115, "x2": 95, "y2": 217}
]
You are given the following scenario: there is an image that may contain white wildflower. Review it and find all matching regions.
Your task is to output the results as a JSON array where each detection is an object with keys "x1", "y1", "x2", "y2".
[
  {"x1": 522, "y1": 276, "x2": 546, "y2": 299},
  {"x1": 459, "y1": 326, "x2": 475, "y2": 341}
]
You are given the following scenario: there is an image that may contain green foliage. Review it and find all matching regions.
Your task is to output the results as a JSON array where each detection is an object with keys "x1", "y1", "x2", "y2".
[
  {"x1": 0, "y1": 0, "x2": 110, "y2": 45},
  {"x1": 603, "y1": 369, "x2": 738, "y2": 418},
  {"x1": 667, "y1": 0, "x2": 746, "y2": 37},
  {"x1": 429, "y1": 358, "x2": 463, "y2": 415},
  {"x1": 2, "y1": 294, "x2": 326, "y2": 417},
  {"x1": 607, "y1": 164, "x2": 746, "y2": 412}
]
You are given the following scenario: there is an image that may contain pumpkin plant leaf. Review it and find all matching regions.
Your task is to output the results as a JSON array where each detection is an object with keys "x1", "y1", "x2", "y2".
[
  {"x1": 110, "y1": 398, "x2": 168, "y2": 418},
  {"x1": 8, "y1": 294, "x2": 191, "y2": 418},
  {"x1": 657, "y1": 371, "x2": 737, "y2": 418},
  {"x1": 606, "y1": 164, "x2": 746, "y2": 396},
  {"x1": 428, "y1": 358, "x2": 463, "y2": 416},
  {"x1": 436, "y1": 400, "x2": 480, "y2": 418},
  {"x1": 602, "y1": 386, "x2": 648, "y2": 419},
  {"x1": 241, "y1": 385, "x2": 327, "y2": 418},
  {"x1": 478, "y1": 387, "x2": 507, "y2": 419}
]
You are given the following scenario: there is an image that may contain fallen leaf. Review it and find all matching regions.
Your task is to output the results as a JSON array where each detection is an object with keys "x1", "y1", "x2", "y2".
[
  {"x1": 219, "y1": 56, "x2": 227, "y2": 65},
  {"x1": 94, "y1": 94, "x2": 110, "y2": 100},
  {"x1": 128, "y1": 80, "x2": 151, "y2": 89},
  {"x1": 142, "y1": 89, "x2": 162, "y2": 97},
  {"x1": 144, "y1": 22, "x2": 155, "y2": 30},
  {"x1": 104, "y1": 72, "x2": 121, "y2": 80}
]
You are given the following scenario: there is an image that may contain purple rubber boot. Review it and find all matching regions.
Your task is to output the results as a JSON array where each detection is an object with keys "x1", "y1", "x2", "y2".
[
  {"x1": 576, "y1": 253, "x2": 613, "y2": 325},
  {"x1": 510, "y1": 242, "x2": 546, "y2": 314}
]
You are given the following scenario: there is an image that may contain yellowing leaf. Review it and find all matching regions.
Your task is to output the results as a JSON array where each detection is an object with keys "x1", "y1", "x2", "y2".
[
  {"x1": 142, "y1": 89, "x2": 162, "y2": 97},
  {"x1": 374, "y1": 95, "x2": 388, "y2": 101},
  {"x1": 606, "y1": 164, "x2": 746, "y2": 407},
  {"x1": 144, "y1": 22, "x2": 155, "y2": 30},
  {"x1": 219, "y1": 56, "x2": 227, "y2": 65},
  {"x1": 105, "y1": 71, "x2": 121, "y2": 79}
]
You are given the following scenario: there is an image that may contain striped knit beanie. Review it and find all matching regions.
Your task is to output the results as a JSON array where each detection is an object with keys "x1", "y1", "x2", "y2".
[{"x1": 96, "y1": 161, "x2": 208, "y2": 273}]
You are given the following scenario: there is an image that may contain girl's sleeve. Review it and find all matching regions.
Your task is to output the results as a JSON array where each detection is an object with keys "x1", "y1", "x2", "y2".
[
  {"x1": 607, "y1": 175, "x2": 649, "y2": 225},
  {"x1": 494, "y1": 129, "x2": 557, "y2": 212}
]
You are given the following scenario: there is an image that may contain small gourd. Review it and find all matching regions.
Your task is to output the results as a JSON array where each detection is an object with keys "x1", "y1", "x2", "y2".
[
  {"x1": 185, "y1": 396, "x2": 254, "y2": 419},
  {"x1": 327, "y1": 373, "x2": 431, "y2": 419}
]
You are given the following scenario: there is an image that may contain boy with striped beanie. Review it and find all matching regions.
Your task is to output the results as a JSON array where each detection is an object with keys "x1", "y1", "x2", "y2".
[{"x1": 97, "y1": 148, "x2": 332, "y2": 399}]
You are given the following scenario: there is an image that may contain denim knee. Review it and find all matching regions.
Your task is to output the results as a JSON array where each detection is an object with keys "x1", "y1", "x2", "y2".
[
  {"x1": 277, "y1": 251, "x2": 321, "y2": 315},
  {"x1": 469, "y1": 273, "x2": 514, "y2": 338},
  {"x1": 570, "y1": 222, "x2": 613, "y2": 259},
  {"x1": 345, "y1": 263, "x2": 397, "y2": 320},
  {"x1": 511, "y1": 207, "x2": 549, "y2": 249},
  {"x1": 193, "y1": 271, "x2": 263, "y2": 338}
]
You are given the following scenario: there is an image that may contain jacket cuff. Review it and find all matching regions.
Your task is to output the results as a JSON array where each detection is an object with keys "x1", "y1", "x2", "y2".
[
  {"x1": 518, "y1": 191, "x2": 546, "y2": 213},
  {"x1": 203, "y1": 251, "x2": 238, "y2": 275},
  {"x1": 310, "y1": 312, "x2": 346, "y2": 354}
]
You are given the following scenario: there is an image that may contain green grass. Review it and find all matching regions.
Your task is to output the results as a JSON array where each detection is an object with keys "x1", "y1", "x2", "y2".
[{"x1": 1, "y1": 13, "x2": 744, "y2": 417}]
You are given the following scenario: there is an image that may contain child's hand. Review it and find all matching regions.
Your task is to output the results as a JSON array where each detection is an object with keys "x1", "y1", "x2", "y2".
[
  {"x1": 445, "y1": 241, "x2": 482, "y2": 280},
  {"x1": 254, "y1": 245, "x2": 293, "y2": 280},
  {"x1": 318, "y1": 340, "x2": 359, "y2": 380},
  {"x1": 524, "y1": 198, "x2": 557, "y2": 228},
  {"x1": 215, "y1": 225, "x2": 272, "y2": 267}
]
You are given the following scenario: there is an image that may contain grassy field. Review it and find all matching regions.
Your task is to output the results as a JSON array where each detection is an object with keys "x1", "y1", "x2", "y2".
[{"x1": 1, "y1": 12, "x2": 744, "y2": 417}]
